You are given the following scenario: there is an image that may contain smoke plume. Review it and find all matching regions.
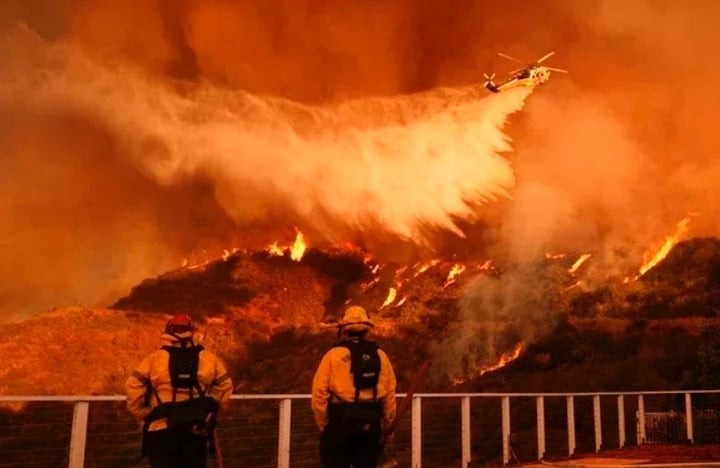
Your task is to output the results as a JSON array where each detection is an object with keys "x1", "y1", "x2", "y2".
[{"x1": 0, "y1": 24, "x2": 531, "y2": 318}]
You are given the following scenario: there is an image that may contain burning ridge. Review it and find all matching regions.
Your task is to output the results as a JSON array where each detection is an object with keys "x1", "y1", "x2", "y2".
[
  {"x1": 106, "y1": 226, "x2": 720, "y2": 388},
  {"x1": 2, "y1": 229, "x2": 720, "y2": 396}
]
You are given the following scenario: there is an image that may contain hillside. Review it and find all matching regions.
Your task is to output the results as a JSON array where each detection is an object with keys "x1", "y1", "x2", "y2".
[
  {"x1": 3, "y1": 238, "x2": 720, "y2": 466},
  {"x1": 2, "y1": 238, "x2": 720, "y2": 397}
]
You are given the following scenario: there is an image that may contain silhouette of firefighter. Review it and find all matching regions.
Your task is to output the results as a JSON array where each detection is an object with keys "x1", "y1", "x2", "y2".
[{"x1": 312, "y1": 305, "x2": 397, "y2": 468}]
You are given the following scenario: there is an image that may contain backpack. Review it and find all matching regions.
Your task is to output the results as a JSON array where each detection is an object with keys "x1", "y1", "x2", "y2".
[
  {"x1": 164, "y1": 344, "x2": 205, "y2": 399},
  {"x1": 144, "y1": 344, "x2": 218, "y2": 428},
  {"x1": 336, "y1": 339, "x2": 382, "y2": 400},
  {"x1": 332, "y1": 339, "x2": 383, "y2": 435},
  {"x1": 164, "y1": 344, "x2": 219, "y2": 427},
  {"x1": 141, "y1": 343, "x2": 219, "y2": 457}
]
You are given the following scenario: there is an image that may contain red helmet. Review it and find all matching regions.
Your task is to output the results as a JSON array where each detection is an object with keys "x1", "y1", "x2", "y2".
[{"x1": 164, "y1": 314, "x2": 196, "y2": 336}]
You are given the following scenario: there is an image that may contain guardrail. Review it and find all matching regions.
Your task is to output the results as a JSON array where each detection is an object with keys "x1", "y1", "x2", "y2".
[{"x1": 1, "y1": 390, "x2": 719, "y2": 467}]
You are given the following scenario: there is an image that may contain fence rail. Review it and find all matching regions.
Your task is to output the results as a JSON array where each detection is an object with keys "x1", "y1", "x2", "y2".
[{"x1": 1, "y1": 390, "x2": 719, "y2": 467}]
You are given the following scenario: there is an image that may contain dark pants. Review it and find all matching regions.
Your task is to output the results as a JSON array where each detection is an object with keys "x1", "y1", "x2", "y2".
[
  {"x1": 319, "y1": 426, "x2": 382, "y2": 468},
  {"x1": 146, "y1": 428, "x2": 208, "y2": 468}
]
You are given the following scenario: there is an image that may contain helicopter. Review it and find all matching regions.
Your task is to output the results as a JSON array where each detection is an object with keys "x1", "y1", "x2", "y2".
[{"x1": 483, "y1": 51, "x2": 567, "y2": 93}]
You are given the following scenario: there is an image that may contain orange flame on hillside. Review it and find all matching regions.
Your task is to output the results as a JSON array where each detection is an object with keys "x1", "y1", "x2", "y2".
[
  {"x1": 413, "y1": 260, "x2": 440, "y2": 278},
  {"x1": 569, "y1": 253, "x2": 591, "y2": 274},
  {"x1": 477, "y1": 260, "x2": 493, "y2": 271},
  {"x1": 381, "y1": 287, "x2": 397, "y2": 308},
  {"x1": 545, "y1": 253, "x2": 566, "y2": 260},
  {"x1": 444, "y1": 263, "x2": 467, "y2": 288},
  {"x1": 452, "y1": 343, "x2": 524, "y2": 386},
  {"x1": 289, "y1": 231, "x2": 306, "y2": 261},
  {"x1": 638, "y1": 216, "x2": 693, "y2": 277},
  {"x1": 267, "y1": 242, "x2": 284, "y2": 256},
  {"x1": 265, "y1": 231, "x2": 307, "y2": 262}
]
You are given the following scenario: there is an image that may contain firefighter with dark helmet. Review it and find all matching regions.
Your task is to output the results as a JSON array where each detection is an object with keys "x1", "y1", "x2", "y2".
[
  {"x1": 125, "y1": 314, "x2": 233, "y2": 468},
  {"x1": 312, "y1": 305, "x2": 397, "y2": 468}
]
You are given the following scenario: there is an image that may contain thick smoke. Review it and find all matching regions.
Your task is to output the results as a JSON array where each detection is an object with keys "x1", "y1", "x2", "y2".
[
  {"x1": 0, "y1": 24, "x2": 531, "y2": 318},
  {"x1": 431, "y1": 265, "x2": 567, "y2": 383},
  {"x1": 2, "y1": 0, "x2": 720, "y2": 327}
]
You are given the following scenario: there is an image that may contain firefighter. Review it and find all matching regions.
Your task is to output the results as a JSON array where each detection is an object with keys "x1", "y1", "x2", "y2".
[
  {"x1": 125, "y1": 314, "x2": 233, "y2": 468},
  {"x1": 312, "y1": 305, "x2": 397, "y2": 468}
]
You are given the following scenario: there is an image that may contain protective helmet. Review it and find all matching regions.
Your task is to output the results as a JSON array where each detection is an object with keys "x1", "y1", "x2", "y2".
[
  {"x1": 338, "y1": 305, "x2": 374, "y2": 331},
  {"x1": 164, "y1": 314, "x2": 196, "y2": 337}
]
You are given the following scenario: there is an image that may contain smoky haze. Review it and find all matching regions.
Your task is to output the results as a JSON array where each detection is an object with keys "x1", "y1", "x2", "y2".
[{"x1": 1, "y1": 0, "x2": 719, "y2": 320}]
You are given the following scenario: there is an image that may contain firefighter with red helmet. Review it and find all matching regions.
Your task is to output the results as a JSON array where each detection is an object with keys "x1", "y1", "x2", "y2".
[{"x1": 125, "y1": 314, "x2": 233, "y2": 468}]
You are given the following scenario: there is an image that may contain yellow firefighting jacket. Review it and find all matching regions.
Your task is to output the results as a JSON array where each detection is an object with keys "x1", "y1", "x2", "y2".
[
  {"x1": 125, "y1": 337, "x2": 233, "y2": 431},
  {"x1": 311, "y1": 343, "x2": 397, "y2": 431}
]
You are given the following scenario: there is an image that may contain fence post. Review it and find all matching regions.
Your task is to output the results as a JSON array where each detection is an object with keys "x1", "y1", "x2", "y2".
[
  {"x1": 502, "y1": 396, "x2": 511, "y2": 466},
  {"x1": 566, "y1": 395, "x2": 575, "y2": 457},
  {"x1": 278, "y1": 398, "x2": 292, "y2": 468},
  {"x1": 536, "y1": 396, "x2": 545, "y2": 461},
  {"x1": 461, "y1": 397, "x2": 471, "y2": 467},
  {"x1": 685, "y1": 393, "x2": 694, "y2": 444},
  {"x1": 617, "y1": 395, "x2": 626, "y2": 448},
  {"x1": 412, "y1": 396, "x2": 422, "y2": 468},
  {"x1": 593, "y1": 395, "x2": 602, "y2": 453},
  {"x1": 68, "y1": 401, "x2": 89, "y2": 468},
  {"x1": 637, "y1": 394, "x2": 646, "y2": 444}
]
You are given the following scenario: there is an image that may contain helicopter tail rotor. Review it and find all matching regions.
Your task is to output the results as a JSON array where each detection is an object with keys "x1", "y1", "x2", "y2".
[{"x1": 483, "y1": 72, "x2": 496, "y2": 86}]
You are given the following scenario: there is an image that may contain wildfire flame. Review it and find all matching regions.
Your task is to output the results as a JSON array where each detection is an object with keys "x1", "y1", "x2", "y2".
[
  {"x1": 443, "y1": 263, "x2": 467, "y2": 288},
  {"x1": 265, "y1": 231, "x2": 307, "y2": 262},
  {"x1": 478, "y1": 343, "x2": 524, "y2": 376},
  {"x1": 638, "y1": 216, "x2": 693, "y2": 277},
  {"x1": 222, "y1": 248, "x2": 240, "y2": 262},
  {"x1": 452, "y1": 343, "x2": 524, "y2": 386},
  {"x1": 477, "y1": 260, "x2": 493, "y2": 271},
  {"x1": 568, "y1": 253, "x2": 592, "y2": 274},
  {"x1": 545, "y1": 253, "x2": 566, "y2": 260},
  {"x1": 413, "y1": 260, "x2": 440, "y2": 278},
  {"x1": 289, "y1": 231, "x2": 306, "y2": 261},
  {"x1": 267, "y1": 242, "x2": 284, "y2": 257},
  {"x1": 381, "y1": 287, "x2": 397, "y2": 308}
]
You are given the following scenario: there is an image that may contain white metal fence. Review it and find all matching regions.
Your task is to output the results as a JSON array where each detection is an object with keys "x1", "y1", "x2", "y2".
[{"x1": 1, "y1": 390, "x2": 719, "y2": 467}]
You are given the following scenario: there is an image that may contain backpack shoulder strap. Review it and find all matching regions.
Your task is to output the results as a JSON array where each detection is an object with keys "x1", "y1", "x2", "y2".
[
  {"x1": 193, "y1": 346, "x2": 207, "y2": 397},
  {"x1": 362, "y1": 340, "x2": 380, "y2": 402}
]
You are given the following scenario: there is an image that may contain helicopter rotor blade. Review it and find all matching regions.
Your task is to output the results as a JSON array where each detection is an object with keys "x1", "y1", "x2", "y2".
[
  {"x1": 536, "y1": 51, "x2": 555, "y2": 64},
  {"x1": 545, "y1": 66, "x2": 568, "y2": 73},
  {"x1": 507, "y1": 67, "x2": 526, "y2": 75},
  {"x1": 497, "y1": 52, "x2": 525, "y2": 64}
]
